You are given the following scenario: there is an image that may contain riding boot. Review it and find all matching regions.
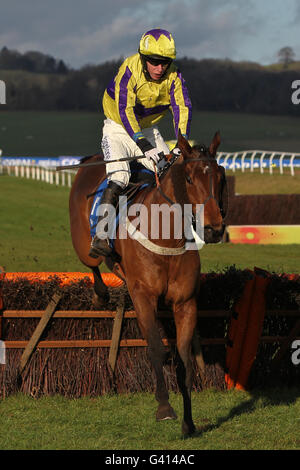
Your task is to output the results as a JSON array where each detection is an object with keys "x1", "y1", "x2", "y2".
[{"x1": 89, "y1": 181, "x2": 123, "y2": 258}]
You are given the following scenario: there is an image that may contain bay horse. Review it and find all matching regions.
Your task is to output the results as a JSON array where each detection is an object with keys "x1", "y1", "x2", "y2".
[{"x1": 69, "y1": 131, "x2": 226, "y2": 435}]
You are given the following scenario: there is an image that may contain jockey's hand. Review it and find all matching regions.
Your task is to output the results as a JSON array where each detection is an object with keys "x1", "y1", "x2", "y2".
[{"x1": 144, "y1": 147, "x2": 164, "y2": 164}]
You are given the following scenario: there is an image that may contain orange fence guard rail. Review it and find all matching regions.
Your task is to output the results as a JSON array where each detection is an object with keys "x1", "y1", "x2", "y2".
[
  {"x1": 225, "y1": 267, "x2": 271, "y2": 390},
  {"x1": 3, "y1": 271, "x2": 124, "y2": 288}
]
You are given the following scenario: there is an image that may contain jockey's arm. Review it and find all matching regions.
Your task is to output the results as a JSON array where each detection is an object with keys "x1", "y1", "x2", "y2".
[
  {"x1": 169, "y1": 70, "x2": 192, "y2": 140},
  {"x1": 113, "y1": 65, "x2": 156, "y2": 156}
]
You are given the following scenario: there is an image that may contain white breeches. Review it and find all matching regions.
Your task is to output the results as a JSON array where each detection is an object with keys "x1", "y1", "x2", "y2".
[{"x1": 101, "y1": 118, "x2": 170, "y2": 188}]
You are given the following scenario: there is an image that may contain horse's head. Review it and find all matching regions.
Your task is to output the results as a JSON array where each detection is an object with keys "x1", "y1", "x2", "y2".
[{"x1": 177, "y1": 130, "x2": 227, "y2": 244}]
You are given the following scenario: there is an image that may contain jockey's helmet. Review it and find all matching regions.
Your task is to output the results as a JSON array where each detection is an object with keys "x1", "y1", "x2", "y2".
[{"x1": 139, "y1": 29, "x2": 176, "y2": 61}]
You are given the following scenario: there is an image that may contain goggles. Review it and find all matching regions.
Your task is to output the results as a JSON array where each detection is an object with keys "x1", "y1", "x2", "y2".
[{"x1": 143, "y1": 55, "x2": 172, "y2": 67}]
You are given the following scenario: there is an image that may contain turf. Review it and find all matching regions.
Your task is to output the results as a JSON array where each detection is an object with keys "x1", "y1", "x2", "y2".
[
  {"x1": 227, "y1": 168, "x2": 300, "y2": 194},
  {"x1": 1, "y1": 110, "x2": 300, "y2": 156},
  {"x1": 0, "y1": 388, "x2": 299, "y2": 450}
]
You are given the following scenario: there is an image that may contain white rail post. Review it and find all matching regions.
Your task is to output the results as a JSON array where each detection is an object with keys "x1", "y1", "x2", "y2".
[
  {"x1": 279, "y1": 153, "x2": 285, "y2": 175},
  {"x1": 290, "y1": 154, "x2": 296, "y2": 177},
  {"x1": 260, "y1": 152, "x2": 266, "y2": 173},
  {"x1": 232, "y1": 152, "x2": 240, "y2": 172},
  {"x1": 223, "y1": 153, "x2": 232, "y2": 171},
  {"x1": 241, "y1": 151, "x2": 248, "y2": 172},
  {"x1": 250, "y1": 151, "x2": 258, "y2": 172},
  {"x1": 269, "y1": 152, "x2": 276, "y2": 175}
]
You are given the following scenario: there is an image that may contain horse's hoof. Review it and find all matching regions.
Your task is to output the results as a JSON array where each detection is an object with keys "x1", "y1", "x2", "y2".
[
  {"x1": 156, "y1": 404, "x2": 177, "y2": 421},
  {"x1": 181, "y1": 421, "x2": 196, "y2": 437}
]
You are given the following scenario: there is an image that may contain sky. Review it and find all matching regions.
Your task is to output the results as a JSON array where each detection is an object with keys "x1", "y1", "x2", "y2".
[{"x1": 0, "y1": 0, "x2": 299, "y2": 69}]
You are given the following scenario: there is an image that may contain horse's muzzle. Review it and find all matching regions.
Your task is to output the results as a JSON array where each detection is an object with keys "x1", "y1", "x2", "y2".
[{"x1": 204, "y1": 224, "x2": 225, "y2": 244}]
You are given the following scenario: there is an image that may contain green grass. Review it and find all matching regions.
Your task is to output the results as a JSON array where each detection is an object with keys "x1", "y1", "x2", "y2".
[
  {"x1": 0, "y1": 175, "x2": 299, "y2": 273},
  {"x1": 1, "y1": 110, "x2": 300, "y2": 156},
  {"x1": 0, "y1": 175, "x2": 86, "y2": 272},
  {"x1": 0, "y1": 110, "x2": 100, "y2": 157},
  {"x1": 0, "y1": 388, "x2": 299, "y2": 450},
  {"x1": 200, "y1": 243, "x2": 300, "y2": 274},
  {"x1": 227, "y1": 168, "x2": 300, "y2": 194}
]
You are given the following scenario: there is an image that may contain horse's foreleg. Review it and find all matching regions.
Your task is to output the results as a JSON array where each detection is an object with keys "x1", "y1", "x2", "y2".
[
  {"x1": 129, "y1": 286, "x2": 177, "y2": 421},
  {"x1": 147, "y1": 326, "x2": 177, "y2": 421},
  {"x1": 173, "y1": 298, "x2": 197, "y2": 436},
  {"x1": 91, "y1": 265, "x2": 109, "y2": 307}
]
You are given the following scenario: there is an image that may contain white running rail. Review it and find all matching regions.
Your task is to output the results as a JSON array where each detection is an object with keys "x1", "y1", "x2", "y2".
[
  {"x1": 3, "y1": 164, "x2": 75, "y2": 187},
  {"x1": 216, "y1": 150, "x2": 300, "y2": 176},
  {"x1": 1, "y1": 149, "x2": 300, "y2": 185}
]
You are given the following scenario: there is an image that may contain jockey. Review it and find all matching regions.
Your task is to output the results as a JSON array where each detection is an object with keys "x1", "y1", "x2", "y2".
[{"x1": 89, "y1": 28, "x2": 192, "y2": 258}]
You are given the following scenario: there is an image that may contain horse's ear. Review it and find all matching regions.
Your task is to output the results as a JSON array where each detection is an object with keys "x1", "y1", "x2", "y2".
[
  {"x1": 209, "y1": 131, "x2": 221, "y2": 157},
  {"x1": 177, "y1": 129, "x2": 192, "y2": 157}
]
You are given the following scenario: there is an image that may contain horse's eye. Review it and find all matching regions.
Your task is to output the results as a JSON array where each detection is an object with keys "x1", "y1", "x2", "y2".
[{"x1": 186, "y1": 174, "x2": 192, "y2": 184}]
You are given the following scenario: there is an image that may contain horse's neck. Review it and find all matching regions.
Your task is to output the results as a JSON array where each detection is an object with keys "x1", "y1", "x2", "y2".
[{"x1": 142, "y1": 163, "x2": 189, "y2": 247}]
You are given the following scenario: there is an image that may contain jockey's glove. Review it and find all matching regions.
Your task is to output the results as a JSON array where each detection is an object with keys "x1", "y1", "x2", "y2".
[
  {"x1": 135, "y1": 137, "x2": 163, "y2": 164},
  {"x1": 144, "y1": 147, "x2": 164, "y2": 164}
]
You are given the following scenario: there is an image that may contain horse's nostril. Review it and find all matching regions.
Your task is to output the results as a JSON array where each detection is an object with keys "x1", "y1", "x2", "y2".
[{"x1": 204, "y1": 224, "x2": 224, "y2": 244}]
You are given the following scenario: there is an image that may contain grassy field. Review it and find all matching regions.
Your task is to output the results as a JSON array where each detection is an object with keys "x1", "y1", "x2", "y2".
[
  {"x1": 0, "y1": 388, "x2": 299, "y2": 450},
  {"x1": 0, "y1": 175, "x2": 299, "y2": 273},
  {"x1": 227, "y1": 168, "x2": 300, "y2": 194},
  {"x1": 1, "y1": 110, "x2": 300, "y2": 155}
]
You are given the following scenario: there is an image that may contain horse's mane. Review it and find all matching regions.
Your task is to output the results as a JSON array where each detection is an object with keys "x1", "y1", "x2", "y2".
[
  {"x1": 169, "y1": 156, "x2": 190, "y2": 206},
  {"x1": 79, "y1": 152, "x2": 104, "y2": 164},
  {"x1": 79, "y1": 154, "x2": 94, "y2": 164}
]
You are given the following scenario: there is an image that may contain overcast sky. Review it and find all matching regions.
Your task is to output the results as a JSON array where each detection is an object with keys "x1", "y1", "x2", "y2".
[{"x1": 0, "y1": 0, "x2": 299, "y2": 69}]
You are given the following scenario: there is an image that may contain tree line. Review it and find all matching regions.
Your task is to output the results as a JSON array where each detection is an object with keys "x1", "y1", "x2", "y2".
[
  {"x1": 0, "y1": 47, "x2": 68, "y2": 74},
  {"x1": 1, "y1": 47, "x2": 299, "y2": 116}
]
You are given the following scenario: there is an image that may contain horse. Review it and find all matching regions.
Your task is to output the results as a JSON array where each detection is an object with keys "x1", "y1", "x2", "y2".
[{"x1": 69, "y1": 131, "x2": 227, "y2": 435}]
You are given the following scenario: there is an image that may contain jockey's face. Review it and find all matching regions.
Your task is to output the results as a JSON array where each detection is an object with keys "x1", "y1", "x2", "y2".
[{"x1": 146, "y1": 60, "x2": 170, "y2": 81}]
